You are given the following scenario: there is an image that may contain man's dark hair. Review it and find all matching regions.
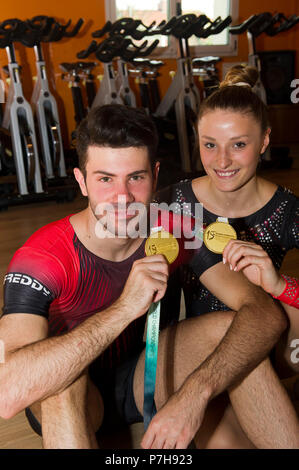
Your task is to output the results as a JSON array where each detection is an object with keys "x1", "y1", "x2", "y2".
[{"x1": 76, "y1": 104, "x2": 159, "y2": 176}]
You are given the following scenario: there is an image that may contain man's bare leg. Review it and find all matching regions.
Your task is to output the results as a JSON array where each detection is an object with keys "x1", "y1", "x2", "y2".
[
  {"x1": 30, "y1": 372, "x2": 103, "y2": 449},
  {"x1": 275, "y1": 304, "x2": 299, "y2": 378},
  {"x1": 133, "y1": 313, "x2": 299, "y2": 449},
  {"x1": 227, "y1": 357, "x2": 299, "y2": 448},
  {"x1": 196, "y1": 398, "x2": 256, "y2": 449}
]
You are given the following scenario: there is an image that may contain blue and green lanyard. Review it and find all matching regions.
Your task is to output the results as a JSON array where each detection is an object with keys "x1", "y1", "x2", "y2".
[{"x1": 143, "y1": 300, "x2": 160, "y2": 431}]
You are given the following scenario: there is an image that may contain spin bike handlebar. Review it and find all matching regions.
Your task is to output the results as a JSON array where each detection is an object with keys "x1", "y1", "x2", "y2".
[
  {"x1": 92, "y1": 18, "x2": 136, "y2": 38},
  {"x1": 77, "y1": 34, "x2": 159, "y2": 63},
  {"x1": 181, "y1": 15, "x2": 210, "y2": 39},
  {"x1": 118, "y1": 39, "x2": 149, "y2": 61},
  {"x1": 90, "y1": 14, "x2": 232, "y2": 45},
  {"x1": 25, "y1": 16, "x2": 64, "y2": 44},
  {"x1": 42, "y1": 18, "x2": 84, "y2": 41},
  {"x1": 60, "y1": 18, "x2": 84, "y2": 38},
  {"x1": 229, "y1": 12, "x2": 273, "y2": 37},
  {"x1": 135, "y1": 20, "x2": 167, "y2": 37},
  {"x1": 92, "y1": 16, "x2": 185, "y2": 40},
  {"x1": 107, "y1": 18, "x2": 157, "y2": 40},
  {"x1": 92, "y1": 20, "x2": 112, "y2": 38},
  {"x1": 168, "y1": 14, "x2": 197, "y2": 38},
  {"x1": 26, "y1": 16, "x2": 84, "y2": 42},
  {"x1": 203, "y1": 16, "x2": 232, "y2": 37},
  {"x1": 137, "y1": 14, "x2": 231, "y2": 40},
  {"x1": 229, "y1": 11, "x2": 298, "y2": 38},
  {"x1": 248, "y1": 12, "x2": 273, "y2": 37},
  {"x1": 0, "y1": 18, "x2": 27, "y2": 47},
  {"x1": 95, "y1": 36, "x2": 131, "y2": 63},
  {"x1": 152, "y1": 14, "x2": 231, "y2": 40},
  {"x1": 229, "y1": 15, "x2": 258, "y2": 34},
  {"x1": 130, "y1": 21, "x2": 159, "y2": 40},
  {"x1": 26, "y1": 16, "x2": 55, "y2": 37},
  {"x1": 120, "y1": 39, "x2": 159, "y2": 61},
  {"x1": 265, "y1": 13, "x2": 299, "y2": 36},
  {"x1": 0, "y1": 18, "x2": 42, "y2": 48},
  {"x1": 98, "y1": 36, "x2": 159, "y2": 62},
  {"x1": 77, "y1": 40, "x2": 98, "y2": 59},
  {"x1": 92, "y1": 18, "x2": 165, "y2": 40},
  {"x1": 0, "y1": 17, "x2": 84, "y2": 48},
  {"x1": 148, "y1": 16, "x2": 179, "y2": 36}
]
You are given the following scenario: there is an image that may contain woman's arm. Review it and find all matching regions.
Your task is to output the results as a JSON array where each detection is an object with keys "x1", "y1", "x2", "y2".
[{"x1": 223, "y1": 240, "x2": 299, "y2": 309}]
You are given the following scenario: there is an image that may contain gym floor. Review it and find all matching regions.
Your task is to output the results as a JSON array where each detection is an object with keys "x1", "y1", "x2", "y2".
[{"x1": 0, "y1": 160, "x2": 298, "y2": 449}]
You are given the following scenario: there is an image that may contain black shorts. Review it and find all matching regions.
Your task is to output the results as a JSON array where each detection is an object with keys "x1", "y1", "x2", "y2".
[{"x1": 25, "y1": 351, "x2": 144, "y2": 437}]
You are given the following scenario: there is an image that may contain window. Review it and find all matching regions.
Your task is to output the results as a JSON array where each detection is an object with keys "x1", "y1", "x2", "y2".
[{"x1": 105, "y1": 0, "x2": 239, "y2": 57}]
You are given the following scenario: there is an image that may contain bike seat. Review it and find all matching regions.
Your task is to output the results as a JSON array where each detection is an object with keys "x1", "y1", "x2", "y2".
[
  {"x1": 76, "y1": 61, "x2": 97, "y2": 71},
  {"x1": 148, "y1": 60, "x2": 164, "y2": 69},
  {"x1": 59, "y1": 62, "x2": 77, "y2": 73},
  {"x1": 129, "y1": 58, "x2": 150, "y2": 67},
  {"x1": 192, "y1": 56, "x2": 221, "y2": 65}
]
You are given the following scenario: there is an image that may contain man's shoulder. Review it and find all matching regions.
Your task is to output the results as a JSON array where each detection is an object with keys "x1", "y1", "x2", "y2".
[
  {"x1": 6, "y1": 215, "x2": 76, "y2": 294},
  {"x1": 10, "y1": 215, "x2": 76, "y2": 273},
  {"x1": 23, "y1": 215, "x2": 74, "y2": 252}
]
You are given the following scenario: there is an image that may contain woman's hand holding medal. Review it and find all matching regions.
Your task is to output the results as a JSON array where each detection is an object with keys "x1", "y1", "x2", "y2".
[{"x1": 222, "y1": 239, "x2": 286, "y2": 297}]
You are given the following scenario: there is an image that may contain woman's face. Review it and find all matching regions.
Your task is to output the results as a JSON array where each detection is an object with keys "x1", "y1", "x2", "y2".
[{"x1": 198, "y1": 109, "x2": 270, "y2": 193}]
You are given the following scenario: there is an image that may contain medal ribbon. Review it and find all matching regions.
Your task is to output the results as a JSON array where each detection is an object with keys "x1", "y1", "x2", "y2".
[
  {"x1": 143, "y1": 216, "x2": 183, "y2": 431},
  {"x1": 143, "y1": 300, "x2": 160, "y2": 431}
]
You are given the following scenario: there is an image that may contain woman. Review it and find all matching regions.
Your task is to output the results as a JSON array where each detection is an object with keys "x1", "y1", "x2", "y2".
[{"x1": 155, "y1": 64, "x2": 298, "y2": 376}]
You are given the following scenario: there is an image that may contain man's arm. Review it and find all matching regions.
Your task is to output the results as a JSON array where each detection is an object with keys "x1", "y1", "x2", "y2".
[
  {"x1": 0, "y1": 304, "x2": 131, "y2": 420},
  {"x1": 141, "y1": 261, "x2": 287, "y2": 449},
  {"x1": 0, "y1": 255, "x2": 169, "y2": 420},
  {"x1": 189, "y1": 261, "x2": 287, "y2": 396}
]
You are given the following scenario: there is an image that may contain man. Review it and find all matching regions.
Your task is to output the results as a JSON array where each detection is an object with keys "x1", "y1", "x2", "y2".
[{"x1": 0, "y1": 105, "x2": 298, "y2": 449}]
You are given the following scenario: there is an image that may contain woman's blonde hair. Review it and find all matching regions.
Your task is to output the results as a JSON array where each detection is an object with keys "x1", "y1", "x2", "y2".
[{"x1": 198, "y1": 64, "x2": 269, "y2": 133}]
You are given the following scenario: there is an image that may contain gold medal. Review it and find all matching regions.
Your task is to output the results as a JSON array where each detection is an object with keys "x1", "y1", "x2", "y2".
[
  {"x1": 145, "y1": 229, "x2": 179, "y2": 264},
  {"x1": 203, "y1": 220, "x2": 237, "y2": 254}
]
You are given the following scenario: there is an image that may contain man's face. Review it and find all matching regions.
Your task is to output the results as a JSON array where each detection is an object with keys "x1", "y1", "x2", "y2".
[{"x1": 75, "y1": 145, "x2": 159, "y2": 237}]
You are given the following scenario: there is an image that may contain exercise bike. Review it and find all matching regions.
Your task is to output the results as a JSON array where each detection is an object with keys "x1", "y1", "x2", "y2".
[
  {"x1": 229, "y1": 12, "x2": 299, "y2": 166},
  {"x1": 0, "y1": 19, "x2": 43, "y2": 197},
  {"x1": 77, "y1": 34, "x2": 159, "y2": 108},
  {"x1": 153, "y1": 14, "x2": 231, "y2": 172},
  {"x1": 0, "y1": 18, "x2": 82, "y2": 209}
]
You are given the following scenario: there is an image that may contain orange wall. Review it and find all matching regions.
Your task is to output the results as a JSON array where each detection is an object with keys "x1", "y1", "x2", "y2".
[{"x1": 0, "y1": 0, "x2": 298, "y2": 143}]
